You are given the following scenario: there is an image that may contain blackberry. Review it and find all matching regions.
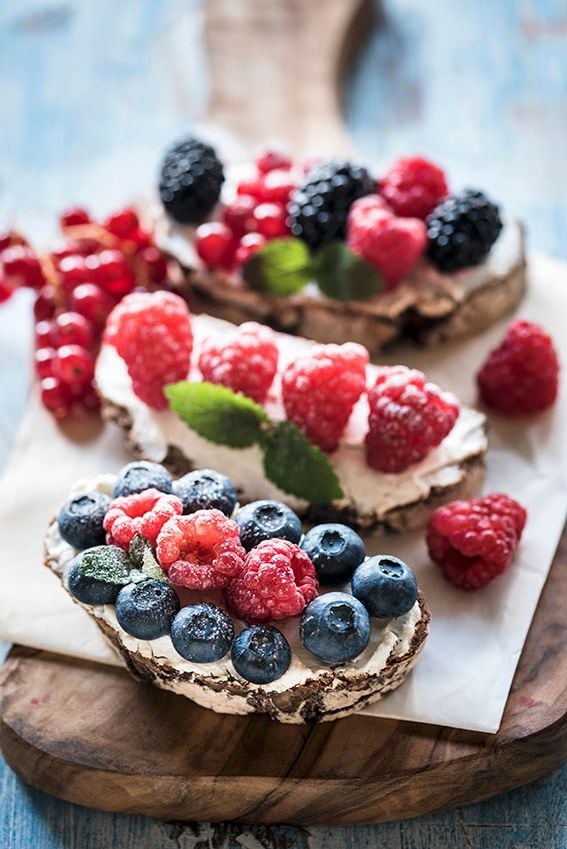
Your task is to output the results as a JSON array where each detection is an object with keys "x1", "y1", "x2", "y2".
[
  {"x1": 287, "y1": 160, "x2": 375, "y2": 250},
  {"x1": 426, "y1": 189, "x2": 503, "y2": 272},
  {"x1": 159, "y1": 137, "x2": 225, "y2": 225}
]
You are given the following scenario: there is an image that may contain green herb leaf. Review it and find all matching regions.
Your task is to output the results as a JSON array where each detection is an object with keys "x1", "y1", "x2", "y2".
[
  {"x1": 141, "y1": 546, "x2": 167, "y2": 582},
  {"x1": 312, "y1": 242, "x2": 383, "y2": 301},
  {"x1": 241, "y1": 237, "x2": 312, "y2": 296},
  {"x1": 261, "y1": 422, "x2": 343, "y2": 503},
  {"x1": 128, "y1": 534, "x2": 147, "y2": 569},
  {"x1": 128, "y1": 534, "x2": 167, "y2": 583},
  {"x1": 79, "y1": 546, "x2": 131, "y2": 585},
  {"x1": 165, "y1": 381, "x2": 269, "y2": 448}
]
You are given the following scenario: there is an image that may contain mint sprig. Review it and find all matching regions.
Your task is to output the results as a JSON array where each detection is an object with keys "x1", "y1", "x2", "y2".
[
  {"x1": 165, "y1": 382, "x2": 344, "y2": 503},
  {"x1": 128, "y1": 535, "x2": 168, "y2": 583},
  {"x1": 312, "y1": 242, "x2": 383, "y2": 301},
  {"x1": 242, "y1": 238, "x2": 312, "y2": 296},
  {"x1": 79, "y1": 546, "x2": 131, "y2": 585}
]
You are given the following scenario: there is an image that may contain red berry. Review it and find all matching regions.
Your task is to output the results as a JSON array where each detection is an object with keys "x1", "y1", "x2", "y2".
[
  {"x1": 35, "y1": 319, "x2": 57, "y2": 348},
  {"x1": 252, "y1": 202, "x2": 289, "y2": 239},
  {"x1": 347, "y1": 197, "x2": 426, "y2": 288},
  {"x1": 198, "y1": 321, "x2": 279, "y2": 403},
  {"x1": 365, "y1": 366, "x2": 460, "y2": 473},
  {"x1": 54, "y1": 311, "x2": 94, "y2": 349},
  {"x1": 0, "y1": 274, "x2": 13, "y2": 304},
  {"x1": 224, "y1": 539, "x2": 318, "y2": 623},
  {"x1": 138, "y1": 246, "x2": 169, "y2": 285},
  {"x1": 195, "y1": 223, "x2": 236, "y2": 270},
  {"x1": 222, "y1": 195, "x2": 257, "y2": 238},
  {"x1": 282, "y1": 342, "x2": 368, "y2": 452},
  {"x1": 103, "y1": 207, "x2": 140, "y2": 239},
  {"x1": 380, "y1": 156, "x2": 448, "y2": 219},
  {"x1": 54, "y1": 344, "x2": 95, "y2": 387},
  {"x1": 50, "y1": 242, "x2": 82, "y2": 266},
  {"x1": 58, "y1": 254, "x2": 90, "y2": 296},
  {"x1": 60, "y1": 207, "x2": 91, "y2": 228},
  {"x1": 40, "y1": 376, "x2": 73, "y2": 419},
  {"x1": 35, "y1": 347, "x2": 57, "y2": 379},
  {"x1": 94, "y1": 249, "x2": 135, "y2": 297},
  {"x1": 256, "y1": 145, "x2": 293, "y2": 174},
  {"x1": 70, "y1": 283, "x2": 115, "y2": 326},
  {"x1": 477, "y1": 319, "x2": 559, "y2": 416},
  {"x1": 80, "y1": 383, "x2": 101, "y2": 412},
  {"x1": 234, "y1": 232, "x2": 266, "y2": 266},
  {"x1": 1, "y1": 245, "x2": 45, "y2": 289},
  {"x1": 156, "y1": 509, "x2": 246, "y2": 590},
  {"x1": 128, "y1": 228, "x2": 153, "y2": 252},
  {"x1": 104, "y1": 291, "x2": 193, "y2": 409},
  {"x1": 427, "y1": 493, "x2": 527, "y2": 590},
  {"x1": 103, "y1": 488, "x2": 183, "y2": 549},
  {"x1": 0, "y1": 230, "x2": 26, "y2": 253},
  {"x1": 236, "y1": 176, "x2": 266, "y2": 201},
  {"x1": 262, "y1": 169, "x2": 296, "y2": 204},
  {"x1": 33, "y1": 285, "x2": 57, "y2": 321}
]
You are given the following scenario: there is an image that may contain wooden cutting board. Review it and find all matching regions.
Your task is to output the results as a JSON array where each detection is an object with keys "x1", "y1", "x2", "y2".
[{"x1": 0, "y1": 0, "x2": 565, "y2": 826}]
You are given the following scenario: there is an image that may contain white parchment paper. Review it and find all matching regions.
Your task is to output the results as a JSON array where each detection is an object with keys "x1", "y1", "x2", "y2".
[{"x1": 0, "y1": 256, "x2": 565, "y2": 733}]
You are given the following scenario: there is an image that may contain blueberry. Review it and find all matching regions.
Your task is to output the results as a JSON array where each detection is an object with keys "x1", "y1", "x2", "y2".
[
  {"x1": 171, "y1": 603, "x2": 234, "y2": 663},
  {"x1": 57, "y1": 491, "x2": 111, "y2": 550},
  {"x1": 300, "y1": 592, "x2": 371, "y2": 664},
  {"x1": 231, "y1": 625, "x2": 291, "y2": 684},
  {"x1": 112, "y1": 461, "x2": 173, "y2": 498},
  {"x1": 115, "y1": 579, "x2": 180, "y2": 640},
  {"x1": 235, "y1": 500, "x2": 302, "y2": 551},
  {"x1": 301, "y1": 523, "x2": 365, "y2": 585},
  {"x1": 67, "y1": 546, "x2": 130, "y2": 605},
  {"x1": 173, "y1": 469, "x2": 237, "y2": 516},
  {"x1": 351, "y1": 555, "x2": 418, "y2": 619}
]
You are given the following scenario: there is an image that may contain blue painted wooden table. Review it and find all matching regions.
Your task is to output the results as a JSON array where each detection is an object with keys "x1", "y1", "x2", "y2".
[{"x1": 1, "y1": 0, "x2": 566, "y2": 845}]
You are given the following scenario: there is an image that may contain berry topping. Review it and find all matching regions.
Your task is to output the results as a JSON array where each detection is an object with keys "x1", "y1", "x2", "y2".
[
  {"x1": 256, "y1": 144, "x2": 293, "y2": 174},
  {"x1": 222, "y1": 195, "x2": 256, "y2": 238},
  {"x1": 351, "y1": 556, "x2": 418, "y2": 618},
  {"x1": 53, "y1": 344, "x2": 95, "y2": 387},
  {"x1": 224, "y1": 539, "x2": 318, "y2": 623},
  {"x1": 156, "y1": 509, "x2": 246, "y2": 590},
  {"x1": 426, "y1": 189, "x2": 503, "y2": 272},
  {"x1": 288, "y1": 159, "x2": 375, "y2": 250},
  {"x1": 159, "y1": 136, "x2": 225, "y2": 225},
  {"x1": 103, "y1": 207, "x2": 140, "y2": 239},
  {"x1": 40, "y1": 376, "x2": 73, "y2": 419},
  {"x1": 347, "y1": 196, "x2": 427, "y2": 288},
  {"x1": 115, "y1": 579, "x2": 180, "y2": 640},
  {"x1": 60, "y1": 207, "x2": 91, "y2": 228},
  {"x1": 477, "y1": 319, "x2": 559, "y2": 416},
  {"x1": 252, "y1": 203, "x2": 289, "y2": 239},
  {"x1": 112, "y1": 461, "x2": 173, "y2": 498},
  {"x1": 103, "y1": 488, "x2": 183, "y2": 550},
  {"x1": 234, "y1": 232, "x2": 266, "y2": 266},
  {"x1": 301, "y1": 523, "x2": 366, "y2": 585},
  {"x1": 35, "y1": 347, "x2": 57, "y2": 379},
  {"x1": 262, "y1": 169, "x2": 296, "y2": 205},
  {"x1": 171, "y1": 603, "x2": 234, "y2": 663},
  {"x1": 104, "y1": 291, "x2": 193, "y2": 409},
  {"x1": 380, "y1": 156, "x2": 448, "y2": 219},
  {"x1": 70, "y1": 283, "x2": 114, "y2": 327},
  {"x1": 282, "y1": 342, "x2": 368, "y2": 452},
  {"x1": 365, "y1": 366, "x2": 459, "y2": 473},
  {"x1": 173, "y1": 469, "x2": 237, "y2": 517},
  {"x1": 231, "y1": 624, "x2": 291, "y2": 684},
  {"x1": 234, "y1": 500, "x2": 302, "y2": 552},
  {"x1": 58, "y1": 490, "x2": 111, "y2": 550},
  {"x1": 2, "y1": 245, "x2": 45, "y2": 289},
  {"x1": 67, "y1": 546, "x2": 130, "y2": 605},
  {"x1": 95, "y1": 249, "x2": 136, "y2": 297},
  {"x1": 195, "y1": 222, "x2": 236, "y2": 270},
  {"x1": 198, "y1": 321, "x2": 278, "y2": 403},
  {"x1": 54, "y1": 312, "x2": 94, "y2": 349},
  {"x1": 300, "y1": 592, "x2": 371, "y2": 663},
  {"x1": 427, "y1": 493, "x2": 527, "y2": 590}
]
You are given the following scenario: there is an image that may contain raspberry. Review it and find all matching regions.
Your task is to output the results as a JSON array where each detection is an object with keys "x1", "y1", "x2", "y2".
[
  {"x1": 103, "y1": 488, "x2": 183, "y2": 550},
  {"x1": 477, "y1": 320, "x2": 559, "y2": 416},
  {"x1": 104, "y1": 291, "x2": 193, "y2": 409},
  {"x1": 281, "y1": 342, "x2": 368, "y2": 453},
  {"x1": 365, "y1": 366, "x2": 459, "y2": 473},
  {"x1": 347, "y1": 198, "x2": 426, "y2": 289},
  {"x1": 380, "y1": 156, "x2": 448, "y2": 219},
  {"x1": 198, "y1": 321, "x2": 278, "y2": 403},
  {"x1": 156, "y1": 509, "x2": 246, "y2": 590},
  {"x1": 224, "y1": 539, "x2": 318, "y2": 623},
  {"x1": 427, "y1": 494, "x2": 527, "y2": 590}
]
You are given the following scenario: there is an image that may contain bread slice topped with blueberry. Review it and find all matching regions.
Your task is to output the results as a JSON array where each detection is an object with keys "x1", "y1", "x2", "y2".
[
  {"x1": 96, "y1": 291, "x2": 487, "y2": 534},
  {"x1": 153, "y1": 137, "x2": 526, "y2": 354},
  {"x1": 45, "y1": 464, "x2": 430, "y2": 723}
]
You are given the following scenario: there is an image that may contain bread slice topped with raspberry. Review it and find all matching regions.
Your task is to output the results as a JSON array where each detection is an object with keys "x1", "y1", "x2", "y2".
[
  {"x1": 96, "y1": 292, "x2": 488, "y2": 533},
  {"x1": 153, "y1": 139, "x2": 526, "y2": 354},
  {"x1": 45, "y1": 467, "x2": 430, "y2": 723}
]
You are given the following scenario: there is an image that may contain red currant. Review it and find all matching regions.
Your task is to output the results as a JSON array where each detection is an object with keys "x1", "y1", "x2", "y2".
[
  {"x1": 95, "y1": 249, "x2": 135, "y2": 296},
  {"x1": 76, "y1": 382, "x2": 101, "y2": 412},
  {"x1": 55, "y1": 311, "x2": 94, "y2": 349},
  {"x1": 222, "y1": 195, "x2": 257, "y2": 237},
  {"x1": 235, "y1": 233, "x2": 266, "y2": 266},
  {"x1": 59, "y1": 255, "x2": 90, "y2": 297},
  {"x1": 252, "y1": 203, "x2": 289, "y2": 239},
  {"x1": 40, "y1": 376, "x2": 73, "y2": 419},
  {"x1": 103, "y1": 208, "x2": 139, "y2": 239},
  {"x1": 60, "y1": 207, "x2": 91, "y2": 229},
  {"x1": 195, "y1": 223, "x2": 237, "y2": 270},
  {"x1": 55, "y1": 344, "x2": 95, "y2": 387},
  {"x1": 256, "y1": 145, "x2": 293, "y2": 174},
  {"x1": 35, "y1": 319, "x2": 57, "y2": 348},
  {"x1": 138, "y1": 245, "x2": 168, "y2": 284},
  {"x1": 70, "y1": 283, "x2": 114, "y2": 326},
  {"x1": 128, "y1": 229, "x2": 153, "y2": 252},
  {"x1": 262, "y1": 170, "x2": 295, "y2": 204},
  {"x1": 236, "y1": 176, "x2": 266, "y2": 201},
  {"x1": 35, "y1": 347, "x2": 58, "y2": 379},
  {"x1": 0, "y1": 278, "x2": 13, "y2": 304},
  {"x1": 33, "y1": 285, "x2": 58, "y2": 321},
  {"x1": 1, "y1": 245, "x2": 45, "y2": 289},
  {"x1": 0, "y1": 231, "x2": 26, "y2": 253}
]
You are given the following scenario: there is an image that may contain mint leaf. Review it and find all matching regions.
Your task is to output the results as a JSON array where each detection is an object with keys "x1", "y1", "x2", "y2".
[
  {"x1": 312, "y1": 242, "x2": 383, "y2": 301},
  {"x1": 128, "y1": 534, "x2": 146, "y2": 569},
  {"x1": 166, "y1": 381, "x2": 268, "y2": 448},
  {"x1": 128, "y1": 535, "x2": 167, "y2": 582},
  {"x1": 141, "y1": 545, "x2": 167, "y2": 582},
  {"x1": 261, "y1": 422, "x2": 343, "y2": 503},
  {"x1": 242, "y1": 237, "x2": 312, "y2": 296},
  {"x1": 79, "y1": 546, "x2": 131, "y2": 585}
]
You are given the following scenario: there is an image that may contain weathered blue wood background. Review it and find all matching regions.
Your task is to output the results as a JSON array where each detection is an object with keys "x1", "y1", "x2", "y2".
[{"x1": 1, "y1": 0, "x2": 566, "y2": 846}]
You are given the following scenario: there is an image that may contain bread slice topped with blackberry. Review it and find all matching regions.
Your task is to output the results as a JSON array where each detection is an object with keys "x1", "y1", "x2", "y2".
[
  {"x1": 153, "y1": 138, "x2": 526, "y2": 354},
  {"x1": 45, "y1": 468, "x2": 430, "y2": 723},
  {"x1": 96, "y1": 292, "x2": 487, "y2": 534}
]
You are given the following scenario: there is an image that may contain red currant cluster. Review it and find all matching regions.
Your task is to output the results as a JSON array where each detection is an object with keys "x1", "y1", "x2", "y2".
[
  {"x1": 195, "y1": 145, "x2": 297, "y2": 271},
  {"x1": 0, "y1": 206, "x2": 172, "y2": 420}
]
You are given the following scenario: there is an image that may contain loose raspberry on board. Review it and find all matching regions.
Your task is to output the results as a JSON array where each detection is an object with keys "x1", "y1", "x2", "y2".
[
  {"x1": 198, "y1": 321, "x2": 279, "y2": 403},
  {"x1": 103, "y1": 488, "x2": 183, "y2": 550}
]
